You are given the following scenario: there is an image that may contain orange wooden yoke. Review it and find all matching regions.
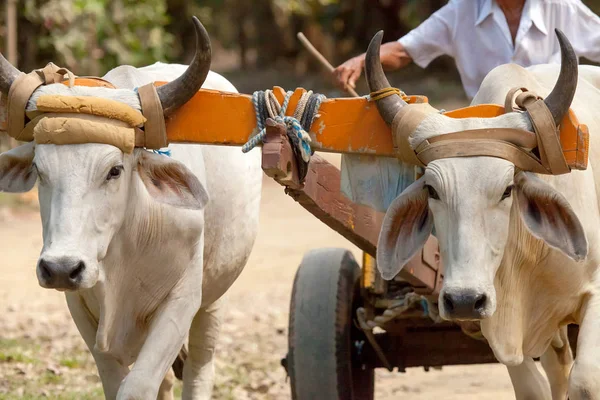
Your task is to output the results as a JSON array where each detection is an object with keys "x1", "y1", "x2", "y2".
[
  {"x1": 162, "y1": 85, "x2": 589, "y2": 171},
  {"x1": 0, "y1": 81, "x2": 588, "y2": 171}
]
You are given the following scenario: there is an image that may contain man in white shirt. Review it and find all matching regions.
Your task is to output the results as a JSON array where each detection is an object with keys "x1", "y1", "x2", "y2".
[{"x1": 333, "y1": 0, "x2": 600, "y2": 98}]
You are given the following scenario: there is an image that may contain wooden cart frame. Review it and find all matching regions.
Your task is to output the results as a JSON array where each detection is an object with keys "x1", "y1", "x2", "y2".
[{"x1": 257, "y1": 115, "x2": 580, "y2": 399}]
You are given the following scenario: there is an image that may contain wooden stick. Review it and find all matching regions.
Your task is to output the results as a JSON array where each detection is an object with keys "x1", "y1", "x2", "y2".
[{"x1": 296, "y1": 32, "x2": 360, "y2": 98}]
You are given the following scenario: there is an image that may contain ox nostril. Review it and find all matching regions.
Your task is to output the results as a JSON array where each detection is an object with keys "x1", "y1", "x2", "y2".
[
  {"x1": 443, "y1": 293, "x2": 454, "y2": 312},
  {"x1": 474, "y1": 294, "x2": 487, "y2": 311},
  {"x1": 39, "y1": 260, "x2": 53, "y2": 281},
  {"x1": 69, "y1": 261, "x2": 85, "y2": 281}
]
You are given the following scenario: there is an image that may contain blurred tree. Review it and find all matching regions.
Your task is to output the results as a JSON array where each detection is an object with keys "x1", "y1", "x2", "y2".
[{"x1": 21, "y1": 0, "x2": 174, "y2": 75}]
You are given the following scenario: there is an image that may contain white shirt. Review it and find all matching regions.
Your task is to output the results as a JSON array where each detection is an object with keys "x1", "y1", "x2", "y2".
[{"x1": 398, "y1": 0, "x2": 600, "y2": 98}]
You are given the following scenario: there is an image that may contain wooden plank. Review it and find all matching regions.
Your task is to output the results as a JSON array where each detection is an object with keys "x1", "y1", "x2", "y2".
[
  {"x1": 366, "y1": 328, "x2": 497, "y2": 369},
  {"x1": 365, "y1": 324, "x2": 579, "y2": 369}
]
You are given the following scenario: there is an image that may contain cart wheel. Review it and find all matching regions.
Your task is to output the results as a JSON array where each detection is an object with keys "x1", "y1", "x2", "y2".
[{"x1": 287, "y1": 248, "x2": 375, "y2": 400}]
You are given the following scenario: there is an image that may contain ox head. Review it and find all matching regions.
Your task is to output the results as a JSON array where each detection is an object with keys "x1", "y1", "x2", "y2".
[
  {"x1": 367, "y1": 30, "x2": 587, "y2": 321},
  {"x1": 0, "y1": 17, "x2": 211, "y2": 291}
]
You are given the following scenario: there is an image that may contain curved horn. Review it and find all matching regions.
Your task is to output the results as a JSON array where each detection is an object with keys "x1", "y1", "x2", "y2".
[
  {"x1": 0, "y1": 52, "x2": 22, "y2": 95},
  {"x1": 543, "y1": 29, "x2": 578, "y2": 126},
  {"x1": 157, "y1": 16, "x2": 212, "y2": 116},
  {"x1": 365, "y1": 31, "x2": 407, "y2": 125}
]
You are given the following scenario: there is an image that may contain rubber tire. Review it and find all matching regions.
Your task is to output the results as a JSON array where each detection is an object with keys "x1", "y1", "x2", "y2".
[{"x1": 288, "y1": 248, "x2": 375, "y2": 400}]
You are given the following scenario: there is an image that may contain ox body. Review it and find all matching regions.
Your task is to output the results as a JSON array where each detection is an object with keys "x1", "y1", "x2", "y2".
[
  {"x1": 0, "y1": 20, "x2": 262, "y2": 400},
  {"x1": 367, "y1": 30, "x2": 600, "y2": 399}
]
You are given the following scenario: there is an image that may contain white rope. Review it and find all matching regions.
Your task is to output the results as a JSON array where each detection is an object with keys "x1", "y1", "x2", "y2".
[{"x1": 242, "y1": 89, "x2": 325, "y2": 165}]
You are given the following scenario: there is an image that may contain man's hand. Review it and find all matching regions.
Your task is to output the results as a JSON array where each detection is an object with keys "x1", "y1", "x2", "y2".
[
  {"x1": 333, "y1": 56, "x2": 364, "y2": 92},
  {"x1": 333, "y1": 42, "x2": 412, "y2": 92}
]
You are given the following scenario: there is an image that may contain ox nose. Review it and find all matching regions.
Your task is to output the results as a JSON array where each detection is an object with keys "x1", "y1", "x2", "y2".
[
  {"x1": 442, "y1": 290, "x2": 488, "y2": 320},
  {"x1": 38, "y1": 258, "x2": 86, "y2": 290}
]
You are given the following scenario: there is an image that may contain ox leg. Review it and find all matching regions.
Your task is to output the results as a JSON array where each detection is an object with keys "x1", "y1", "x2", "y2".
[
  {"x1": 507, "y1": 357, "x2": 552, "y2": 400},
  {"x1": 569, "y1": 295, "x2": 600, "y2": 400},
  {"x1": 116, "y1": 291, "x2": 202, "y2": 399},
  {"x1": 540, "y1": 327, "x2": 573, "y2": 400},
  {"x1": 182, "y1": 297, "x2": 224, "y2": 400},
  {"x1": 65, "y1": 293, "x2": 129, "y2": 399},
  {"x1": 157, "y1": 368, "x2": 176, "y2": 400}
]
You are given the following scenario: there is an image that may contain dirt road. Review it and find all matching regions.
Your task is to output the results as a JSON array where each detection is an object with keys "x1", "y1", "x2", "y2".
[{"x1": 0, "y1": 154, "x2": 520, "y2": 399}]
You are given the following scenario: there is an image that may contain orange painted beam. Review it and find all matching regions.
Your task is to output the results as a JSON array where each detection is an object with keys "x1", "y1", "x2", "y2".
[
  {"x1": 164, "y1": 85, "x2": 587, "y2": 170},
  {"x1": 0, "y1": 80, "x2": 587, "y2": 172}
]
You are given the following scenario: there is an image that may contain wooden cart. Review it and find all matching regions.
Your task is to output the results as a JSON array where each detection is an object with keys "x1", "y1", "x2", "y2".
[{"x1": 162, "y1": 85, "x2": 582, "y2": 399}]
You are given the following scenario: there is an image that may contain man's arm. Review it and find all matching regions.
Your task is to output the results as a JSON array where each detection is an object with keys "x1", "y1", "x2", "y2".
[
  {"x1": 333, "y1": 42, "x2": 412, "y2": 92},
  {"x1": 332, "y1": 2, "x2": 457, "y2": 92}
]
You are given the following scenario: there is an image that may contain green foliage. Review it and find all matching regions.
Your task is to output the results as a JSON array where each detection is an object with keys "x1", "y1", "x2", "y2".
[
  {"x1": 0, "y1": 338, "x2": 39, "y2": 364},
  {"x1": 273, "y1": 0, "x2": 339, "y2": 16},
  {"x1": 22, "y1": 0, "x2": 174, "y2": 74}
]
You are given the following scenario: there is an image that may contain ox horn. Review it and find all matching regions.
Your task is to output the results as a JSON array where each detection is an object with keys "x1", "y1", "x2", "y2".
[
  {"x1": 156, "y1": 16, "x2": 212, "y2": 116},
  {"x1": 543, "y1": 29, "x2": 578, "y2": 126},
  {"x1": 365, "y1": 31, "x2": 407, "y2": 125},
  {"x1": 0, "y1": 52, "x2": 22, "y2": 95}
]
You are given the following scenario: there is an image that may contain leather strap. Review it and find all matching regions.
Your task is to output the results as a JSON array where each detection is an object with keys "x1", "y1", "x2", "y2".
[
  {"x1": 504, "y1": 87, "x2": 528, "y2": 112},
  {"x1": 511, "y1": 88, "x2": 570, "y2": 175},
  {"x1": 5, "y1": 63, "x2": 166, "y2": 150},
  {"x1": 391, "y1": 103, "x2": 438, "y2": 166},
  {"x1": 416, "y1": 139, "x2": 549, "y2": 174},
  {"x1": 137, "y1": 83, "x2": 168, "y2": 149},
  {"x1": 427, "y1": 128, "x2": 537, "y2": 149},
  {"x1": 7, "y1": 63, "x2": 75, "y2": 141},
  {"x1": 389, "y1": 86, "x2": 572, "y2": 175}
]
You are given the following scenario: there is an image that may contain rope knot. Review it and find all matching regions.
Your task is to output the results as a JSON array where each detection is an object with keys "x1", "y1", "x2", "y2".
[{"x1": 242, "y1": 89, "x2": 325, "y2": 179}]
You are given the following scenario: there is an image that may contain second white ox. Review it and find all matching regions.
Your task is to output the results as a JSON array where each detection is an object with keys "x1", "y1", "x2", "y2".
[
  {"x1": 0, "y1": 19, "x2": 262, "y2": 399},
  {"x1": 367, "y1": 30, "x2": 600, "y2": 399}
]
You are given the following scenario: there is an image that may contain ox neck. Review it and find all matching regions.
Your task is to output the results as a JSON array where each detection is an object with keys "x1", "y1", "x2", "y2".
[{"x1": 104, "y1": 172, "x2": 204, "y2": 269}]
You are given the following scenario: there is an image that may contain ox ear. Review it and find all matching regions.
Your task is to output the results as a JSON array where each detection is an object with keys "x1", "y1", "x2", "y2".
[
  {"x1": 515, "y1": 172, "x2": 587, "y2": 261},
  {"x1": 0, "y1": 142, "x2": 37, "y2": 193},
  {"x1": 377, "y1": 177, "x2": 433, "y2": 280},
  {"x1": 137, "y1": 150, "x2": 209, "y2": 210}
]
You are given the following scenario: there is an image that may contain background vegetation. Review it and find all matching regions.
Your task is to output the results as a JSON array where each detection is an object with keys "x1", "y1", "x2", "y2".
[{"x1": 1, "y1": 0, "x2": 599, "y2": 151}]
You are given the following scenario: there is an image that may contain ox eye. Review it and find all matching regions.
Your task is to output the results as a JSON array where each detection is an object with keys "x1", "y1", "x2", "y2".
[
  {"x1": 501, "y1": 185, "x2": 514, "y2": 201},
  {"x1": 107, "y1": 166, "x2": 124, "y2": 181},
  {"x1": 425, "y1": 184, "x2": 439, "y2": 200}
]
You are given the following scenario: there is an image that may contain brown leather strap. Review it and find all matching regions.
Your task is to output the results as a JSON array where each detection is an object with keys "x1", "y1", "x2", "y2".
[
  {"x1": 417, "y1": 139, "x2": 549, "y2": 174},
  {"x1": 504, "y1": 87, "x2": 528, "y2": 112},
  {"x1": 515, "y1": 90, "x2": 570, "y2": 175},
  {"x1": 391, "y1": 103, "x2": 438, "y2": 166},
  {"x1": 426, "y1": 128, "x2": 537, "y2": 149},
  {"x1": 406, "y1": 87, "x2": 570, "y2": 175},
  {"x1": 137, "y1": 83, "x2": 168, "y2": 149},
  {"x1": 7, "y1": 63, "x2": 75, "y2": 141}
]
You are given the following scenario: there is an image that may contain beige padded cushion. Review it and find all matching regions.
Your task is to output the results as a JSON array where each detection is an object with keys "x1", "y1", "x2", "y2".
[
  {"x1": 36, "y1": 95, "x2": 146, "y2": 127},
  {"x1": 33, "y1": 114, "x2": 135, "y2": 153}
]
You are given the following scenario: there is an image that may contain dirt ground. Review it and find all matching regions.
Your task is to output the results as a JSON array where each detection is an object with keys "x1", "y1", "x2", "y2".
[{"x1": 0, "y1": 152, "x2": 523, "y2": 399}]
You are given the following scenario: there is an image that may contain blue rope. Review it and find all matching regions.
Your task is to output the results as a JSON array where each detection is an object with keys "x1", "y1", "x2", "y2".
[
  {"x1": 420, "y1": 299, "x2": 429, "y2": 317},
  {"x1": 242, "y1": 90, "x2": 293, "y2": 153},
  {"x1": 152, "y1": 148, "x2": 172, "y2": 157},
  {"x1": 242, "y1": 90, "x2": 324, "y2": 164}
]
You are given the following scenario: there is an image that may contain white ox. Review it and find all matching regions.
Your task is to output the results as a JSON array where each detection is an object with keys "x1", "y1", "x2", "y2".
[
  {"x1": 366, "y1": 30, "x2": 600, "y2": 399},
  {"x1": 0, "y1": 19, "x2": 262, "y2": 399}
]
